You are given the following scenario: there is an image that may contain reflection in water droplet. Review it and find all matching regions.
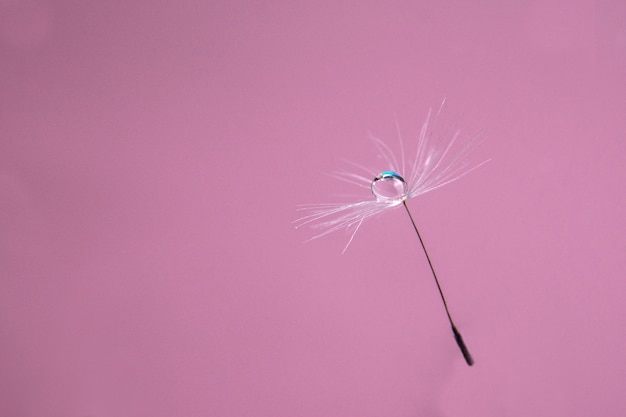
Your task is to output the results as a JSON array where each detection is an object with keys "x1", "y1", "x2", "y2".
[{"x1": 371, "y1": 171, "x2": 407, "y2": 203}]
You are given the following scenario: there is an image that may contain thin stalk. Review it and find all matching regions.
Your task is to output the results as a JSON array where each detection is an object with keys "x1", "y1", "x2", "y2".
[{"x1": 402, "y1": 200, "x2": 474, "y2": 366}]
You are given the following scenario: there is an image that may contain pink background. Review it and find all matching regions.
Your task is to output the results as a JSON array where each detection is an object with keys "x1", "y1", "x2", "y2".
[{"x1": 1, "y1": 1, "x2": 625, "y2": 416}]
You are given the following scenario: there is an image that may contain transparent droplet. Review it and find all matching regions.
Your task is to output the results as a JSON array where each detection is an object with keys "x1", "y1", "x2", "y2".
[{"x1": 371, "y1": 171, "x2": 408, "y2": 203}]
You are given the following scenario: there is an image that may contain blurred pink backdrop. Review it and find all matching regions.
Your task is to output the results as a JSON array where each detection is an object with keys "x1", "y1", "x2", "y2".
[{"x1": 1, "y1": 1, "x2": 625, "y2": 416}]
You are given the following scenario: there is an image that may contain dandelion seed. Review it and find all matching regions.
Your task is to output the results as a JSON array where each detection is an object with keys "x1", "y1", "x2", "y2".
[{"x1": 294, "y1": 100, "x2": 488, "y2": 366}]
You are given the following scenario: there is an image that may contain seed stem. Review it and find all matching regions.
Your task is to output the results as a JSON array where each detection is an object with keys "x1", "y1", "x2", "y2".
[{"x1": 402, "y1": 200, "x2": 474, "y2": 366}]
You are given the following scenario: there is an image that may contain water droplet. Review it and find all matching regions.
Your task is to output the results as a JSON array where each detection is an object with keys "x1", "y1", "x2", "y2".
[{"x1": 371, "y1": 171, "x2": 407, "y2": 203}]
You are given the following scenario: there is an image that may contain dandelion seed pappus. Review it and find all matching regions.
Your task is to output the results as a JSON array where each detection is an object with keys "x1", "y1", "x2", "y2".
[{"x1": 294, "y1": 99, "x2": 489, "y2": 366}]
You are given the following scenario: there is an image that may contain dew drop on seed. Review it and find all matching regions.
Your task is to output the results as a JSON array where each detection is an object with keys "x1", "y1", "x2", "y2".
[{"x1": 371, "y1": 171, "x2": 408, "y2": 203}]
